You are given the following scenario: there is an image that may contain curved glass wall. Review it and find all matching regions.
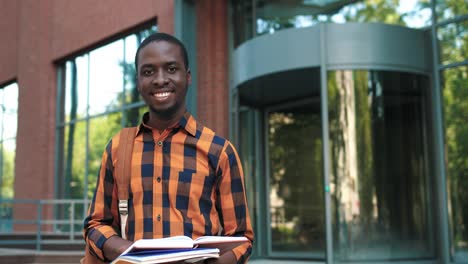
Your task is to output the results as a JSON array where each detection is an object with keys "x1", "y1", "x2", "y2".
[
  {"x1": 267, "y1": 101, "x2": 325, "y2": 258},
  {"x1": 231, "y1": 0, "x2": 432, "y2": 47},
  {"x1": 443, "y1": 66, "x2": 468, "y2": 262},
  {"x1": 328, "y1": 70, "x2": 433, "y2": 261},
  {"x1": 231, "y1": 0, "x2": 468, "y2": 263},
  {"x1": 434, "y1": 0, "x2": 468, "y2": 261},
  {"x1": 237, "y1": 68, "x2": 325, "y2": 259}
]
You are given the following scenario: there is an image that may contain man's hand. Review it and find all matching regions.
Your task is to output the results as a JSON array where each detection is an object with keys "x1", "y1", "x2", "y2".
[{"x1": 103, "y1": 235, "x2": 133, "y2": 261}]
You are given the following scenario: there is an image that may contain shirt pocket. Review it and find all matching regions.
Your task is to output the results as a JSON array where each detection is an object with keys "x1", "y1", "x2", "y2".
[{"x1": 176, "y1": 169, "x2": 216, "y2": 214}]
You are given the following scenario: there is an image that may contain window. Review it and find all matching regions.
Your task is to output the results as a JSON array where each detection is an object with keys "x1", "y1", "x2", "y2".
[
  {"x1": 328, "y1": 70, "x2": 433, "y2": 260},
  {"x1": 56, "y1": 25, "x2": 157, "y2": 204},
  {"x1": 0, "y1": 82, "x2": 18, "y2": 200},
  {"x1": 231, "y1": 0, "x2": 432, "y2": 47},
  {"x1": 443, "y1": 66, "x2": 468, "y2": 262},
  {"x1": 0, "y1": 82, "x2": 18, "y2": 232}
]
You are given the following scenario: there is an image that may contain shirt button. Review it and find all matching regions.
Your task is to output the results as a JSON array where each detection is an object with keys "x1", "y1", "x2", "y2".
[
  {"x1": 157, "y1": 214, "x2": 161, "y2": 221},
  {"x1": 157, "y1": 141, "x2": 163, "y2": 146},
  {"x1": 157, "y1": 177, "x2": 161, "y2": 183}
]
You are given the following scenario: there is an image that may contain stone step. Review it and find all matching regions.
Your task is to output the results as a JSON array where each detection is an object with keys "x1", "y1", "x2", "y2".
[
  {"x1": 0, "y1": 248, "x2": 84, "y2": 264},
  {"x1": 0, "y1": 233, "x2": 84, "y2": 251}
]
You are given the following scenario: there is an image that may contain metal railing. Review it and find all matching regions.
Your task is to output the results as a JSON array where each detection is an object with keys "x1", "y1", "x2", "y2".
[{"x1": 0, "y1": 199, "x2": 89, "y2": 251}]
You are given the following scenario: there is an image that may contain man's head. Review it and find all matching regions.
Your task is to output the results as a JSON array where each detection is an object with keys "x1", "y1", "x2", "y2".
[
  {"x1": 136, "y1": 33, "x2": 191, "y2": 121},
  {"x1": 135, "y1": 33, "x2": 189, "y2": 72}
]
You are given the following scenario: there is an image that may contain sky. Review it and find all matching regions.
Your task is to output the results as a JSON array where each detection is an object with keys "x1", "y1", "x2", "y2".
[{"x1": 0, "y1": 82, "x2": 18, "y2": 152}]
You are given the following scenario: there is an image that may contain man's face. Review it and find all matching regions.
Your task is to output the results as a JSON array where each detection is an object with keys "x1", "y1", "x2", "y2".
[{"x1": 137, "y1": 41, "x2": 191, "y2": 118}]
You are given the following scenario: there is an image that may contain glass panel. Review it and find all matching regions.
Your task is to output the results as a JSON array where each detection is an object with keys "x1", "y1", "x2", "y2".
[
  {"x1": 443, "y1": 66, "x2": 468, "y2": 262},
  {"x1": 0, "y1": 82, "x2": 18, "y2": 201},
  {"x1": 231, "y1": 0, "x2": 255, "y2": 47},
  {"x1": 255, "y1": 0, "x2": 431, "y2": 36},
  {"x1": 57, "y1": 25, "x2": 157, "y2": 203},
  {"x1": 239, "y1": 107, "x2": 260, "y2": 257},
  {"x1": 62, "y1": 121, "x2": 86, "y2": 199},
  {"x1": 435, "y1": 0, "x2": 468, "y2": 23},
  {"x1": 124, "y1": 35, "x2": 140, "y2": 106},
  {"x1": 0, "y1": 139, "x2": 15, "y2": 199},
  {"x1": 267, "y1": 101, "x2": 325, "y2": 257},
  {"x1": 328, "y1": 70, "x2": 433, "y2": 261},
  {"x1": 88, "y1": 113, "x2": 122, "y2": 199},
  {"x1": 88, "y1": 40, "x2": 125, "y2": 115},
  {"x1": 65, "y1": 55, "x2": 89, "y2": 122},
  {"x1": 2, "y1": 83, "x2": 18, "y2": 140},
  {"x1": 438, "y1": 20, "x2": 468, "y2": 66}
]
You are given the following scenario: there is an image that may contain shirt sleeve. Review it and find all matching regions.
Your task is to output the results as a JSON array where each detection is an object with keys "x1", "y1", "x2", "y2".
[
  {"x1": 83, "y1": 140, "x2": 120, "y2": 261},
  {"x1": 216, "y1": 141, "x2": 255, "y2": 263}
]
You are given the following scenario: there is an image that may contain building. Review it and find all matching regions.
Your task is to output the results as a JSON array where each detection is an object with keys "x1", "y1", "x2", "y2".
[{"x1": 0, "y1": 0, "x2": 467, "y2": 263}]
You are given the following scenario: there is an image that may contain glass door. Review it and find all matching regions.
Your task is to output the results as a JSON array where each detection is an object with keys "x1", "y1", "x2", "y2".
[
  {"x1": 327, "y1": 70, "x2": 434, "y2": 261},
  {"x1": 266, "y1": 99, "x2": 326, "y2": 259}
]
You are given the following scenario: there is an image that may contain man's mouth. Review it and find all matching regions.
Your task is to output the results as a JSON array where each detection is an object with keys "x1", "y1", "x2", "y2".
[{"x1": 153, "y1": 91, "x2": 172, "y2": 100}]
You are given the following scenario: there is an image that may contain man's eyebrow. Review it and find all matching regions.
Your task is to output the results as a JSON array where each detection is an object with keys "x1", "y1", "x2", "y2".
[
  {"x1": 139, "y1": 63, "x2": 154, "y2": 68},
  {"x1": 165, "y1": 61, "x2": 180, "y2": 66}
]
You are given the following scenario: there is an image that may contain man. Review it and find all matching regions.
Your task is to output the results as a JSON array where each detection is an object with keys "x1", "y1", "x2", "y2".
[{"x1": 83, "y1": 32, "x2": 254, "y2": 263}]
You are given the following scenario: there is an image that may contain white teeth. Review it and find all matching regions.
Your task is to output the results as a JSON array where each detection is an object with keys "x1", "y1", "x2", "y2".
[{"x1": 154, "y1": 92, "x2": 170, "y2": 98}]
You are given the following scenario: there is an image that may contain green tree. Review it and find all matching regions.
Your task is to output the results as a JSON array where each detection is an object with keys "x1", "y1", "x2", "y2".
[
  {"x1": 439, "y1": 0, "x2": 468, "y2": 253},
  {"x1": 0, "y1": 145, "x2": 15, "y2": 199}
]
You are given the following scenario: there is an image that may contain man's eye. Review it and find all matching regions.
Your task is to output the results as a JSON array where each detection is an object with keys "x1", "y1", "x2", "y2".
[
  {"x1": 168, "y1": 66, "x2": 177, "y2": 73},
  {"x1": 142, "y1": 69, "x2": 154, "y2": 76}
]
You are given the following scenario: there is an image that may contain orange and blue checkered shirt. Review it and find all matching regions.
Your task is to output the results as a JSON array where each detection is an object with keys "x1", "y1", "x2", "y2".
[{"x1": 84, "y1": 112, "x2": 254, "y2": 263}]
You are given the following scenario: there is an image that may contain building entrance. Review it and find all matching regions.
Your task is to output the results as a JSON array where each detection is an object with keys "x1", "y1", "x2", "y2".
[{"x1": 233, "y1": 23, "x2": 437, "y2": 263}]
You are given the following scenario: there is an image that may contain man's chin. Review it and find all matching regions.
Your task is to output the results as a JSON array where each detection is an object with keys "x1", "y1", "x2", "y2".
[{"x1": 150, "y1": 106, "x2": 180, "y2": 119}]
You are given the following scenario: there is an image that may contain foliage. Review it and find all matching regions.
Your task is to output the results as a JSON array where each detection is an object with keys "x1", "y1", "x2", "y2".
[
  {"x1": 255, "y1": 0, "x2": 432, "y2": 35},
  {"x1": 437, "y1": 0, "x2": 468, "y2": 252},
  {"x1": 444, "y1": 66, "x2": 468, "y2": 248},
  {"x1": 0, "y1": 145, "x2": 15, "y2": 199},
  {"x1": 268, "y1": 109, "x2": 325, "y2": 250}
]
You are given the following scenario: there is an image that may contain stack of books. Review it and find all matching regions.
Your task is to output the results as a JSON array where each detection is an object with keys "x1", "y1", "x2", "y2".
[{"x1": 111, "y1": 235, "x2": 248, "y2": 264}]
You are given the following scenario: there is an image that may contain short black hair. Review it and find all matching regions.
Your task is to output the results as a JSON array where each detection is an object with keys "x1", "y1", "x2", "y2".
[{"x1": 135, "y1": 32, "x2": 189, "y2": 72}]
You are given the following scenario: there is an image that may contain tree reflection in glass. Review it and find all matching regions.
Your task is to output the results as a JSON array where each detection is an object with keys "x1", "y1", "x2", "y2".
[
  {"x1": 443, "y1": 66, "x2": 468, "y2": 262},
  {"x1": 328, "y1": 70, "x2": 433, "y2": 260},
  {"x1": 267, "y1": 102, "x2": 325, "y2": 257}
]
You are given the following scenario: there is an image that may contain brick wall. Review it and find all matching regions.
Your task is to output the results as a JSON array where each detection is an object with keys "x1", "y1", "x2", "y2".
[
  {"x1": 0, "y1": 0, "x2": 174, "y2": 230},
  {"x1": 196, "y1": 0, "x2": 229, "y2": 138}
]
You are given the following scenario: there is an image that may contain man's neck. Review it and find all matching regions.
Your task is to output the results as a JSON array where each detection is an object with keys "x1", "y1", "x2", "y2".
[{"x1": 147, "y1": 110, "x2": 185, "y2": 133}]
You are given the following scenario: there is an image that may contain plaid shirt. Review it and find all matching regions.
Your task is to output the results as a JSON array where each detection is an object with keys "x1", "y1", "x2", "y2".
[{"x1": 84, "y1": 112, "x2": 253, "y2": 263}]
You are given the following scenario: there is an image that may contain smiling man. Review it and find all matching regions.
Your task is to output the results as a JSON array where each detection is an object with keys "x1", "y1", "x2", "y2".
[{"x1": 83, "y1": 33, "x2": 254, "y2": 263}]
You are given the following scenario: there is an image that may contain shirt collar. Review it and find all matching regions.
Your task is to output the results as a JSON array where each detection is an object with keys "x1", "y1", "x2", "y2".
[{"x1": 136, "y1": 111, "x2": 198, "y2": 137}]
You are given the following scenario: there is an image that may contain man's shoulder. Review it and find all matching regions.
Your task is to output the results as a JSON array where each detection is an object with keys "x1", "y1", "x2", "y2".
[{"x1": 192, "y1": 121, "x2": 231, "y2": 148}]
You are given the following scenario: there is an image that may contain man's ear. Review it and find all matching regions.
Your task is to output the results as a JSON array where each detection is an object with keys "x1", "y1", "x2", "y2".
[{"x1": 187, "y1": 69, "x2": 192, "y2": 86}]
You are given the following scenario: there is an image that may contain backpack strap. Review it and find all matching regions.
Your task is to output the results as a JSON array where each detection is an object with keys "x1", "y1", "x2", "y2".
[{"x1": 115, "y1": 127, "x2": 137, "y2": 240}]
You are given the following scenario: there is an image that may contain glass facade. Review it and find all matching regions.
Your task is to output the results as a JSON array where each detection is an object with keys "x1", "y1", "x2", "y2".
[
  {"x1": 0, "y1": 82, "x2": 18, "y2": 200},
  {"x1": 231, "y1": 0, "x2": 468, "y2": 263},
  {"x1": 56, "y1": 26, "x2": 156, "y2": 207},
  {"x1": 435, "y1": 0, "x2": 468, "y2": 262},
  {"x1": 267, "y1": 102, "x2": 325, "y2": 258},
  {"x1": 444, "y1": 66, "x2": 468, "y2": 262},
  {"x1": 0, "y1": 82, "x2": 18, "y2": 232},
  {"x1": 328, "y1": 70, "x2": 432, "y2": 260},
  {"x1": 232, "y1": 0, "x2": 432, "y2": 47}
]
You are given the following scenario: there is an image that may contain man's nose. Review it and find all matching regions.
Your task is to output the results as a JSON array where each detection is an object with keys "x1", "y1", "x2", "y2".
[{"x1": 152, "y1": 70, "x2": 168, "y2": 86}]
